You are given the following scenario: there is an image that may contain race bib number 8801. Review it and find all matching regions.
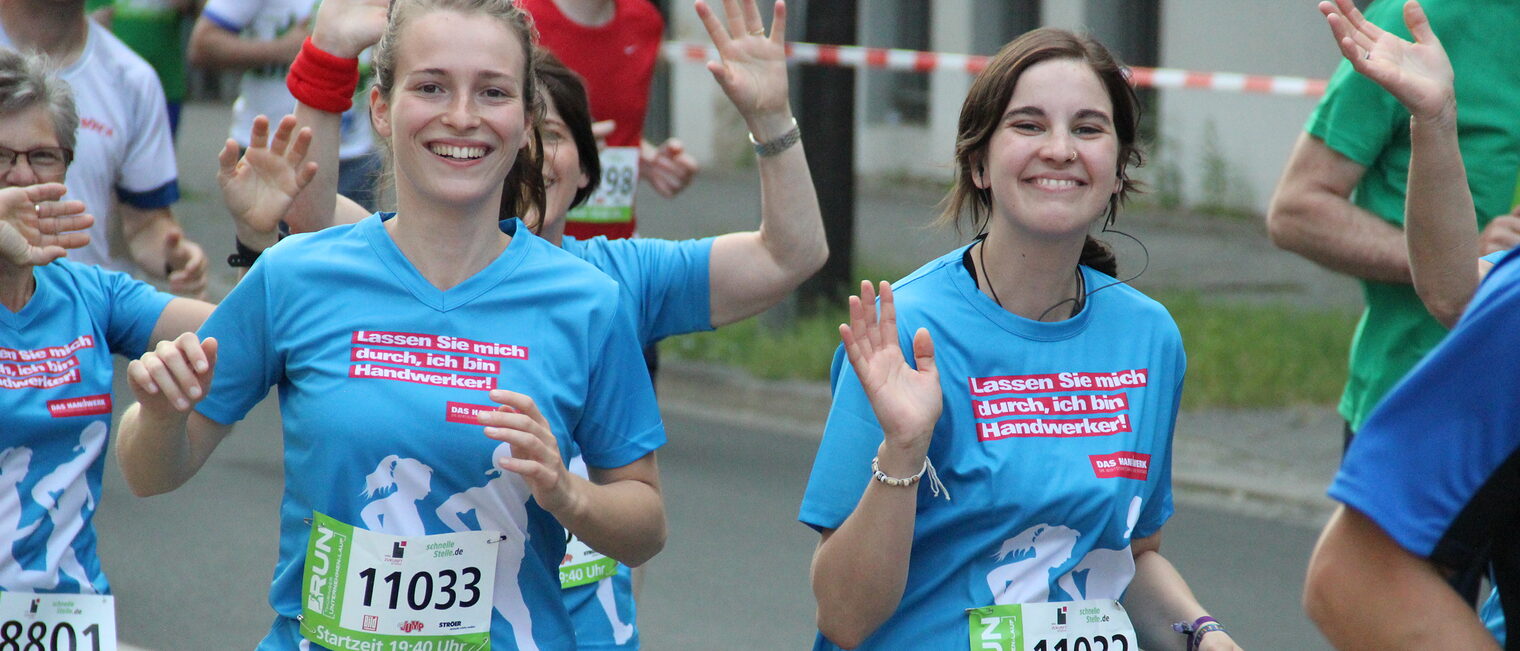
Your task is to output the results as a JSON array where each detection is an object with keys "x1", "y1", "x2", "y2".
[
  {"x1": 301, "y1": 512, "x2": 501, "y2": 651},
  {"x1": 967, "y1": 600, "x2": 1134, "y2": 651},
  {"x1": 0, "y1": 594, "x2": 114, "y2": 651}
]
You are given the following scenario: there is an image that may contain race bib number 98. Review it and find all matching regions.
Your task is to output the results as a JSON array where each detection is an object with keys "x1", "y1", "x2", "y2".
[
  {"x1": 301, "y1": 512, "x2": 501, "y2": 651},
  {"x1": 565, "y1": 147, "x2": 638, "y2": 224},
  {"x1": 0, "y1": 593, "x2": 114, "y2": 651},
  {"x1": 967, "y1": 600, "x2": 1134, "y2": 651}
]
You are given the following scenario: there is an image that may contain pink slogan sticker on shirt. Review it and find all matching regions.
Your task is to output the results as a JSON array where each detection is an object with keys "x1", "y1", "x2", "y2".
[
  {"x1": 47, "y1": 393, "x2": 112, "y2": 418},
  {"x1": 1089, "y1": 451, "x2": 1151, "y2": 480}
]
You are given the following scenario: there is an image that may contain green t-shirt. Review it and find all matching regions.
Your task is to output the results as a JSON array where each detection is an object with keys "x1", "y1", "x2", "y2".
[
  {"x1": 1307, "y1": 0, "x2": 1520, "y2": 430},
  {"x1": 97, "y1": 0, "x2": 188, "y2": 102}
]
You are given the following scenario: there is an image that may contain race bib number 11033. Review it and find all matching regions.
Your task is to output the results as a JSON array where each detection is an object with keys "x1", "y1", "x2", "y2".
[{"x1": 300, "y1": 512, "x2": 501, "y2": 651}]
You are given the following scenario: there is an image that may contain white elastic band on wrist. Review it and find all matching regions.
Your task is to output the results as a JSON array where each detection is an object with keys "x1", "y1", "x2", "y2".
[{"x1": 871, "y1": 456, "x2": 951, "y2": 501}]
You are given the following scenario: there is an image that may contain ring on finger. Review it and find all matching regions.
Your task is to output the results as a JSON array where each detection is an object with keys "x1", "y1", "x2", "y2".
[{"x1": 749, "y1": 28, "x2": 765, "y2": 36}]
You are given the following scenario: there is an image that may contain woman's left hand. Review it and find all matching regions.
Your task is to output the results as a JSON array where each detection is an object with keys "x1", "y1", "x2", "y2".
[
  {"x1": 481, "y1": 390, "x2": 575, "y2": 513},
  {"x1": 218, "y1": 114, "x2": 318, "y2": 250},
  {"x1": 695, "y1": 0, "x2": 794, "y2": 137}
]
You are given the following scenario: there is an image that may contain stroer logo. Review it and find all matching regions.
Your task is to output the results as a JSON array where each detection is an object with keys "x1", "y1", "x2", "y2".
[
  {"x1": 1089, "y1": 451, "x2": 1151, "y2": 480},
  {"x1": 400, "y1": 620, "x2": 424, "y2": 633}
]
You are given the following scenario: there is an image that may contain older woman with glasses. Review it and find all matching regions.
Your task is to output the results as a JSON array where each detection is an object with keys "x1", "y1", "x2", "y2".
[{"x1": 0, "y1": 47, "x2": 228, "y2": 637}]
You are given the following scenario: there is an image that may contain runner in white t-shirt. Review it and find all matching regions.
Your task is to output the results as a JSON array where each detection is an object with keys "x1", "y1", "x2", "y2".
[
  {"x1": 189, "y1": 0, "x2": 383, "y2": 210},
  {"x1": 0, "y1": 0, "x2": 206, "y2": 294}
]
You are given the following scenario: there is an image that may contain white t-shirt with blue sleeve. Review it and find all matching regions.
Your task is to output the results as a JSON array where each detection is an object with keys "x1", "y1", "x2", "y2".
[
  {"x1": 194, "y1": 214, "x2": 666, "y2": 650},
  {"x1": 798, "y1": 245, "x2": 1184, "y2": 649},
  {"x1": 558, "y1": 234, "x2": 713, "y2": 650},
  {"x1": 0, "y1": 260, "x2": 172, "y2": 594}
]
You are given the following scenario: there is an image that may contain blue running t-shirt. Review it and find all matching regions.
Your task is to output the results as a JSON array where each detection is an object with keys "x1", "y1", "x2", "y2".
[
  {"x1": 0, "y1": 259, "x2": 170, "y2": 595},
  {"x1": 196, "y1": 214, "x2": 666, "y2": 650},
  {"x1": 799, "y1": 245, "x2": 1184, "y2": 649},
  {"x1": 1332, "y1": 247, "x2": 1520, "y2": 650},
  {"x1": 558, "y1": 233, "x2": 712, "y2": 650}
]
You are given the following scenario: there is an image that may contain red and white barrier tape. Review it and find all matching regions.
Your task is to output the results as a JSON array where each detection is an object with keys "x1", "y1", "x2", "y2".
[{"x1": 663, "y1": 41, "x2": 1328, "y2": 97}]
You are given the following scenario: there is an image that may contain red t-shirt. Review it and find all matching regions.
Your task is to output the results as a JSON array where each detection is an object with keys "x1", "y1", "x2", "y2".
[{"x1": 521, "y1": 0, "x2": 664, "y2": 240}]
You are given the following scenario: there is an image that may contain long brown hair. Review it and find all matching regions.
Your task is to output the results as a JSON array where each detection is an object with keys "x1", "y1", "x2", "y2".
[
  {"x1": 370, "y1": 0, "x2": 546, "y2": 223},
  {"x1": 936, "y1": 28, "x2": 1143, "y2": 276}
]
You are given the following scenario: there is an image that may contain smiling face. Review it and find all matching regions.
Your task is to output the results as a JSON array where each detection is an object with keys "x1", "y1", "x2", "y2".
[
  {"x1": 535, "y1": 92, "x2": 589, "y2": 243},
  {"x1": 0, "y1": 105, "x2": 66, "y2": 188},
  {"x1": 370, "y1": 8, "x2": 530, "y2": 213},
  {"x1": 973, "y1": 58, "x2": 1119, "y2": 240}
]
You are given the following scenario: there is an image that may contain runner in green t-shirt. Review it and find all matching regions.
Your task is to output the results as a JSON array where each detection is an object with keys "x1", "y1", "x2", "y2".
[
  {"x1": 88, "y1": 0, "x2": 196, "y2": 139},
  {"x1": 1267, "y1": 0, "x2": 1520, "y2": 438}
]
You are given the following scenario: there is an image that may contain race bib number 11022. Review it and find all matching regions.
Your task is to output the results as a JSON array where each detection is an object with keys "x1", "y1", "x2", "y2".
[{"x1": 967, "y1": 600, "x2": 1135, "y2": 651}]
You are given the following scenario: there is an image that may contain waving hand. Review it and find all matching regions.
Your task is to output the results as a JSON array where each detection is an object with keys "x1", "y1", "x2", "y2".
[
  {"x1": 840, "y1": 281, "x2": 941, "y2": 456},
  {"x1": 0, "y1": 183, "x2": 92, "y2": 267},
  {"x1": 695, "y1": 0, "x2": 793, "y2": 136},
  {"x1": 1321, "y1": 0, "x2": 1453, "y2": 121}
]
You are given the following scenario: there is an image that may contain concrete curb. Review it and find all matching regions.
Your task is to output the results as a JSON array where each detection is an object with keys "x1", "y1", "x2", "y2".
[{"x1": 658, "y1": 359, "x2": 1339, "y2": 524}]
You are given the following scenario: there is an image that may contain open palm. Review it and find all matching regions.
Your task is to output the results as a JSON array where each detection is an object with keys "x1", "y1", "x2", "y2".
[
  {"x1": 840, "y1": 281, "x2": 941, "y2": 449},
  {"x1": 218, "y1": 115, "x2": 317, "y2": 239},
  {"x1": 695, "y1": 0, "x2": 792, "y2": 121},
  {"x1": 0, "y1": 183, "x2": 92, "y2": 267},
  {"x1": 1321, "y1": 0, "x2": 1453, "y2": 120}
]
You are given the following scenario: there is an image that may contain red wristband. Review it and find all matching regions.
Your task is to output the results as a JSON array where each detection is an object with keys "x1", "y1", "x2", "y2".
[{"x1": 286, "y1": 37, "x2": 360, "y2": 113}]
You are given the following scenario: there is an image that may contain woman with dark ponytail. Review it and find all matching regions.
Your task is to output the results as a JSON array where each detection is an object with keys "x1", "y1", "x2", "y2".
[{"x1": 800, "y1": 28, "x2": 1243, "y2": 651}]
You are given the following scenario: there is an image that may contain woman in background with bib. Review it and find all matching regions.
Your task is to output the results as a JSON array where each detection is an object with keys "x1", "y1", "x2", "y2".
[{"x1": 799, "y1": 29, "x2": 1243, "y2": 651}]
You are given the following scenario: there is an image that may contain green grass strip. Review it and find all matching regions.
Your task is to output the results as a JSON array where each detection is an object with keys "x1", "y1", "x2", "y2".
[{"x1": 661, "y1": 291, "x2": 1357, "y2": 410}]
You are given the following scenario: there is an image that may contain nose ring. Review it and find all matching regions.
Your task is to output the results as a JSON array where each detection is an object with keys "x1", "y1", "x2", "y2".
[{"x1": 1067, "y1": 151, "x2": 1078, "y2": 163}]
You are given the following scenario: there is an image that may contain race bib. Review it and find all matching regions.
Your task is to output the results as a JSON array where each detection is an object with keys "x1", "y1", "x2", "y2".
[
  {"x1": 566, "y1": 147, "x2": 638, "y2": 224},
  {"x1": 0, "y1": 593, "x2": 115, "y2": 651},
  {"x1": 559, "y1": 533, "x2": 617, "y2": 589},
  {"x1": 300, "y1": 512, "x2": 501, "y2": 651},
  {"x1": 967, "y1": 599, "x2": 1135, "y2": 651}
]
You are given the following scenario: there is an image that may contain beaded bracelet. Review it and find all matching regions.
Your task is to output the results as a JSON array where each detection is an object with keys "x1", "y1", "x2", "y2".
[{"x1": 870, "y1": 456, "x2": 925, "y2": 487}]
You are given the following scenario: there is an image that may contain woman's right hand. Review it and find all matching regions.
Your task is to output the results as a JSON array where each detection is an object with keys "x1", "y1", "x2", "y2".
[
  {"x1": 126, "y1": 333, "x2": 218, "y2": 414},
  {"x1": 0, "y1": 183, "x2": 92, "y2": 268},
  {"x1": 840, "y1": 281, "x2": 940, "y2": 460},
  {"x1": 311, "y1": 0, "x2": 388, "y2": 58},
  {"x1": 1321, "y1": 0, "x2": 1453, "y2": 122}
]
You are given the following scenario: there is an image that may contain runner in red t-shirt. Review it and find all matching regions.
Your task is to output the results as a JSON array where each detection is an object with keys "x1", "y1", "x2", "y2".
[{"x1": 520, "y1": 0, "x2": 699, "y2": 240}]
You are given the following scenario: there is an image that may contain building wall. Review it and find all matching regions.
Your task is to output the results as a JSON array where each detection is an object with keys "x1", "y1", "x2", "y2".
[{"x1": 1152, "y1": 0, "x2": 1340, "y2": 214}]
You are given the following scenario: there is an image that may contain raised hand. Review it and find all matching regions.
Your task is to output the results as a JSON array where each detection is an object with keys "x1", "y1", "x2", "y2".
[
  {"x1": 0, "y1": 183, "x2": 92, "y2": 267},
  {"x1": 127, "y1": 332, "x2": 218, "y2": 414},
  {"x1": 1321, "y1": 0, "x2": 1453, "y2": 122},
  {"x1": 480, "y1": 390, "x2": 575, "y2": 513},
  {"x1": 694, "y1": 0, "x2": 793, "y2": 137},
  {"x1": 311, "y1": 0, "x2": 388, "y2": 58},
  {"x1": 839, "y1": 281, "x2": 940, "y2": 458},
  {"x1": 218, "y1": 114, "x2": 318, "y2": 249}
]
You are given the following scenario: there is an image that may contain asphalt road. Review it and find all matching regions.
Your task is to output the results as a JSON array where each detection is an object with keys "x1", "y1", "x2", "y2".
[{"x1": 96, "y1": 373, "x2": 1332, "y2": 650}]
